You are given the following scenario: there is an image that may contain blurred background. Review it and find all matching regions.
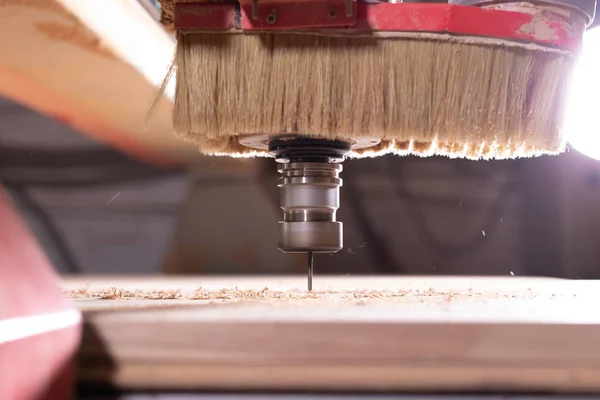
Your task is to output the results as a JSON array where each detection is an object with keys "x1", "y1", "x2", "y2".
[
  {"x1": 1, "y1": 0, "x2": 599, "y2": 279},
  {"x1": 2, "y1": 91, "x2": 600, "y2": 279}
]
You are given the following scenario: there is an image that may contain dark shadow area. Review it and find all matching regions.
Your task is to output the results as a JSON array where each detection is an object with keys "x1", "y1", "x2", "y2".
[{"x1": 76, "y1": 322, "x2": 118, "y2": 396}]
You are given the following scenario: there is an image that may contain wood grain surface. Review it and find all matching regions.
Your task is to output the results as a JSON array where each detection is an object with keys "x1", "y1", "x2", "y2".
[
  {"x1": 0, "y1": 0, "x2": 202, "y2": 166},
  {"x1": 64, "y1": 275, "x2": 600, "y2": 393}
]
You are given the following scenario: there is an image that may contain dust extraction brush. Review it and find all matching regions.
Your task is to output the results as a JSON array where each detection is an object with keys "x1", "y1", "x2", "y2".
[{"x1": 159, "y1": 0, "x2": 595, "y2": 160}]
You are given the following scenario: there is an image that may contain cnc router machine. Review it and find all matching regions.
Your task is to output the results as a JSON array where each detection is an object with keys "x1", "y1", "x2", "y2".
[{"x1": 1, "y1": 0, "x2": 600, "y2": 399}]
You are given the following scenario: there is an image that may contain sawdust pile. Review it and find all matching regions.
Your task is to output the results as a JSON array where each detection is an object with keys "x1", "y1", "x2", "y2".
[
  {"x1": 157, "y1": 0, "x2": 201, "y2": 31},
  {"x1": 65, "y1": 287, "x2": 538, "y2": 304}
]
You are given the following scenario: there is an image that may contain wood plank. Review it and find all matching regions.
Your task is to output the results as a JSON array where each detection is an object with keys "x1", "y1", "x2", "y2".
[
  {"x1": 0, "y1": 0, "x2": 202, "y2": 166},
  {"x1": 64, "y1": 275, "x2": 600, "y2": 393}
]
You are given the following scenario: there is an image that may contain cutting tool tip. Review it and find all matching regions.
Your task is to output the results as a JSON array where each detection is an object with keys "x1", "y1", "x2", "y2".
[{"x1": 307, "y1": 252, "x2": 313, "y2": 291}]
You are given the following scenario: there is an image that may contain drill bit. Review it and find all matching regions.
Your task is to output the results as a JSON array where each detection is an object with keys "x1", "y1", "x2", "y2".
[{"x1": 307, "y1": 252, "x2": 313, "y2": 291}]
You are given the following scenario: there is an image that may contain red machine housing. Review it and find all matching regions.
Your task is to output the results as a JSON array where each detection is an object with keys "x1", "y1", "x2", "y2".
[{"x1": 174, "y1": 0, "x2": 585, "y2": 50}]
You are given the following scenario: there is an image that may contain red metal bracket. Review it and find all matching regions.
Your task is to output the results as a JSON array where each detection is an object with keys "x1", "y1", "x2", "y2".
[
  {"x1": 175, "y1": 3, "x2": 238, "y2": 30},
  {"x1": 174, "y1": 1, "x2": 584, "y2": 50},
  {"x1": 175, "y1": 0, "x2": 357, "y2": 31},
  {"x1": 353, "y1": 3, "x2": 583, "y2": 49},
  {"x1": 354, "y1": 3, "x2": 447, "y2": 32},
  {"x1": 239, "y1": 0, "x2": 357, "y2": 30}
]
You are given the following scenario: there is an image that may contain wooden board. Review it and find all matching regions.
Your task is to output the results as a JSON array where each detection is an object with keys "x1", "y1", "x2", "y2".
[
  {"x1": 64, "y1": 275, "x2": 600, "y2": 393},
  {"x1": 0, "y1": 0, "x2": 202, "y2": 166}
]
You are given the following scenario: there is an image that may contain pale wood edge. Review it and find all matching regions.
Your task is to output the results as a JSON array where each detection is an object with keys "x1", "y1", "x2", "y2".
[
  {"x1": 61, "y1": 275, "x2": 600, "y2": 298},
  {"x1": 0, "y1": 67, "x2": 176, "y2": 166},
  {"x1": 79, "y1": 364, "x2": 600, "y2": 392},
  {"x1": 58, "y1": 0, "x2": 176, "y2": 92},
  {"x1": 73, "y1": 276, "x2": 600, "y2": 391},
  {"x1": 0, "y1": 0, "x2": 202, "y2": 166}
]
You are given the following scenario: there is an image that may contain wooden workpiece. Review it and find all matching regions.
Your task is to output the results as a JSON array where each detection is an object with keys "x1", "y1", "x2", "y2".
[
  {"x1": 64, "y1": 275, "x2": 600, "y2": 393},
  {"x1": 0, "y1": 0, "x2": 202, "y2": 166}
]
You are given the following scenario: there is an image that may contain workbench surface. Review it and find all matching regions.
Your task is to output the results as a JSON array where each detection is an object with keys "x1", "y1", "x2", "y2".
[{"x1": 63, "y1": 276, "x2": 600, "y2": 393}]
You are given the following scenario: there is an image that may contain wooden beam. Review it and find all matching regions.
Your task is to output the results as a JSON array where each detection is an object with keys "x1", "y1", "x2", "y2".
[
  {"x1": 0, "y1": 0, "x2": 202, "y2": 166},
  {"x1": 64, "y1": 275, "x2": 600, "y2": 393}
]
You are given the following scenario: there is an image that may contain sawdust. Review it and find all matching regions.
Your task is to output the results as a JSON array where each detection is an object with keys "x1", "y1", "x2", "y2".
[
  {"x1": 157, "y1": 0, "x2": 175, "y2": 29},
  {"x1": 158, "y1": 0, "x2": 203, "y2": 31},
  {"x1": 65, "y1": 286, "x2": 540, "y2": 304}
]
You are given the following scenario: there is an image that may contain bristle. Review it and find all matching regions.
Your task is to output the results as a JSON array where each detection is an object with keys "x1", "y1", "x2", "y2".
[{"x1": 171, "y1": 32, "x2": 573, "y2": 160}]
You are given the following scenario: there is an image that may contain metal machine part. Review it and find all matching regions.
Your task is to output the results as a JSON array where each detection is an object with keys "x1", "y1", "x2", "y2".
[
  {"x1": 277, "y1": 162, "x2": 344, "y2": 252},
  {"x1": 238, "y1": 134, "x2": 381, "y2": 151},
  {"x1": 268, "y1": 138, "x2": 349, "y2": 247},
  {"x1": 269, "y1": 136, "x2": 351, "y2": 290},
  {"x1": 240, "y1": 134, "x2": 380, "y2": 290}
]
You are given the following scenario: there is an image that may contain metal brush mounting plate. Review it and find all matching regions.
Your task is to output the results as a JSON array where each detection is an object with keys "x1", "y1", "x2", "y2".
[{"x1": 238, "y1": 134, "x2": 381, "y2": 152}]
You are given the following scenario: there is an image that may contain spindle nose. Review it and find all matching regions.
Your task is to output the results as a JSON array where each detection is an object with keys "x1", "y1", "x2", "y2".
[
  {"x1": 277, "y1": 162, "x2": 344, "y2": 253},
  {"x1": 238, "y1": 134, "x2": 379, "y2": 290},
  {"x1": 267, "y1": 137, "x2": 351, "y2": 255}
]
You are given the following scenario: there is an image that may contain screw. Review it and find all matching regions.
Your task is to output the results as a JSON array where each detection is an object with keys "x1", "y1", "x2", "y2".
[
  {"x1": 329, "y1": 9, "x2": 337, "y2": 19},
  {"x1": 267, "y1": 12, "x2": 277, "y2": 24}
]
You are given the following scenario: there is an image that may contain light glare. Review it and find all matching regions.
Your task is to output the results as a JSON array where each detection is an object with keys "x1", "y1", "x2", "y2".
[{"x1": 564, "y1": 26, "x2": 600, "y2": 160}]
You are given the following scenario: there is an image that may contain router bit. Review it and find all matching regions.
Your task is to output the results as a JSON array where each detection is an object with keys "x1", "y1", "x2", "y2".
[{"x1": 308, "y1": 252, "x2": 314, "y2": 291}]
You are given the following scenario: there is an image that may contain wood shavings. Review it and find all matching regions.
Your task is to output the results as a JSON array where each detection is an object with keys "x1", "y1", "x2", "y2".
[{"x1": 65, "y1": 286, "x2": 540, "y2": 305}]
